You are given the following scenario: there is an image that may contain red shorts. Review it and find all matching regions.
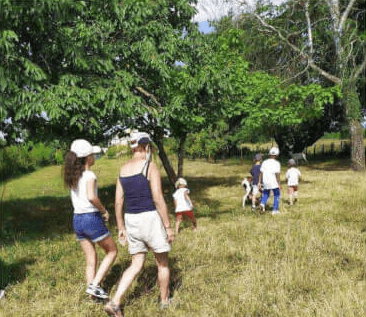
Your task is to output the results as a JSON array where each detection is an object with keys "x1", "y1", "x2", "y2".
[
  {"x1": 287, "y1": 185, "x2": 298, "y2": 193},
  {"x1": 175, "y1": 210, "x2": 195, "y2": 220}
]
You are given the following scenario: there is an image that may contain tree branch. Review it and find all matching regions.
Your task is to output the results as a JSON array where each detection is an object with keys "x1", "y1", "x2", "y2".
[
  {"x1": 304, "y1": 0, "x2": 314, "y2": 56},
  {"x1": 253, "y1": 12, "x2": 342, "y2": 85},
  {"x1": 353, "y1": 55, "x2": 366, "y2": 80},
  {"x1": 339, "y1": 0, "x2": 357, "y2": 32},
  {"x1": 308, "y1": 60, "x2": 341, "y2": 84},
  {"x1": 135, "y1": 86, "x2": 162, "y2": 107}
]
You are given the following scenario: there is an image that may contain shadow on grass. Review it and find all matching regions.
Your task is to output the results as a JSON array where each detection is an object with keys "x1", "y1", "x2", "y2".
[
  {"x1": 103, "y1": 256, "x2": 182, "y2": 304},
  {"x1": 1, "y1": 174, "x2": 242, "y2": 246},
  {"x1": 304, "y1": 158, "x2": 351, "y2": 171},
  {"x1": 1, "y1": 195, "x2": 75, "y2": 246},
  {"x1": 0, "y1": 257, "x2": 36, "y2": 289}
]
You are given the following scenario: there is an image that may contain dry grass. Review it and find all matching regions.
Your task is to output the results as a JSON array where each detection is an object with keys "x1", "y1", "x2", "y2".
[{"x1": 1, "y1": 156, "x2": 366, "y2": 316}]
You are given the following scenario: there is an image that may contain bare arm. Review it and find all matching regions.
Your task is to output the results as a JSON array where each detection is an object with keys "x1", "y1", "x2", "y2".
[
  {"x1": 87, "y1": 178, "x2": 109, "y2": 221},
  {"x1": 115, "y1": 176, "x2": 125, "y2": 230},
  {"x1": 115, "y1": 175, "x2": 127, "y2": 245},
  {"x1": 258, "y1": 172, "x2": 263, "y2": 189},
  {"x1": 276, "y1": 173, "x2": 281, "y2": 189},
  {"x1": 184, "y1": 191, "x2": 193, "y2": 207},
  {"x1": 149, "y1": 162, "x2": 174, "y2": 243}
]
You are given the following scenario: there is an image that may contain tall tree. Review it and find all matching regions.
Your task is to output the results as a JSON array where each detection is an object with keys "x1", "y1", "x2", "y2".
[
  {"x1": 240, "y1": 0, "x2": 366, "y2": 168},
  {"x1": 202, "y1": 23, "x2": 340, "y2": 155},
  {"x1": 0, "y1": 0, "x2": 207, "y2": 186}
]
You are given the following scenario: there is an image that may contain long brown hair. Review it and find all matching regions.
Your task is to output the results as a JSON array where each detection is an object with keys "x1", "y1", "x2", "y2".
[{"x1": 63, "y1": 151, "x2": 86, "y2": 190}]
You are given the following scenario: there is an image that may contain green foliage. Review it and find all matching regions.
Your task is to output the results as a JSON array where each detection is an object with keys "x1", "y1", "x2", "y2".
[
  {"x1": 0, "y1": 143, "x2": 65, "y2": 181},
  {"x1": 106, "y1": 145, "x2": 129, "y2": 159}
]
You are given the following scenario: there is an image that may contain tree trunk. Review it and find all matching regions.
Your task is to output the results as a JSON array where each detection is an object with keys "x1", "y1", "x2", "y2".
[
  {"x1": 177, "y1": 132, "x2": 187, "y2": 178},
  {"x1": 349, "y1": 119, "x2": 365, "y2": 170},
  {"x1": 344, "y1": 81, "x2": 365, "y2": 170},
  {"x1": 153, "y1": 137, "x2": 177, "y2": 188}
]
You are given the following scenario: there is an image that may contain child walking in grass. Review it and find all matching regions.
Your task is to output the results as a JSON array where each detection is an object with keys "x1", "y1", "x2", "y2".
[
  {"x1": 250, "y1": 153, "x2": 262, "y2": 211},
  {"x1": 173, "y1": 178, "x2": 198, "y2": 234},
  {"x1": 64, "y1": 139, "x2": 117, "y2": 300},
  {"x1": 259, "y1": 147, "x2": 281, "y2": 215},
  {"x1": 286, "y1": 158, "x2": 301, "y2": 205}
]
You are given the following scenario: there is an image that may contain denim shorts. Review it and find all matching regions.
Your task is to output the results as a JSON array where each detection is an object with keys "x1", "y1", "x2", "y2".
[{"x1": 73, "y1": 212, "x2": 110, "y2": 243}]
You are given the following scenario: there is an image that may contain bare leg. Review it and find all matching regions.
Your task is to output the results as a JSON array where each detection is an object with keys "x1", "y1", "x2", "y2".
[
  {"x1": 154, "y1": 252, "x2": 170, "y2": 304},
  {"x1": 92, "y1": 236, "x2": 117, "y2": 286},
  {"x1": 251, "y1": 194, "x2": 257, "y2": 208},
  {"x1": 80, "y1": 239, "x2": 97, "y2": 285},
  {"x1": 175, "y1": 214, "x2": 183, "y2": 234},
  {"x1": 111, "y1": 253, "x2": 146, "y2": 306},
  {"x1": 288, "y1": 187, "x2": 294, "y2": 205},
  {"x1": 192, "y1": 217, "x2": 198, "y2": 231}
]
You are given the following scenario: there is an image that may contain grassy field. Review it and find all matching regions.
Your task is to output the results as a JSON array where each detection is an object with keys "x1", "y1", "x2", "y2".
[{"x1": 1, "y1": 155, "x2": 366, "y2": 316}]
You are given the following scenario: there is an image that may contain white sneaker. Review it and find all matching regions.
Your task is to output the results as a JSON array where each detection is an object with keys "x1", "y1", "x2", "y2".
[
  {"x1": 86, "y1": 283, "x2": 108, "y2": 299},
  {"x1": 260, "y1": 204, "x2": 265, "y2": 213},
  {"x1": 271, "y1": 210, "x2": 280, "y2": 215}
]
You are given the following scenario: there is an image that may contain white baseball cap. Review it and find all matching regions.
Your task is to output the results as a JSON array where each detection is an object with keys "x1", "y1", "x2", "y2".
[
  {"x1": 175, "y1": 177, "x2": 187, "y2": 188},
  {"x1": 269, "y1": 147, "x2": 279, "y2": 156},
  {"x1": 130, "y1": 132, "x2": 151, "y2": 149},
  {"x1": 70, "y1": 139, "x2": 101, "y2": 158}
]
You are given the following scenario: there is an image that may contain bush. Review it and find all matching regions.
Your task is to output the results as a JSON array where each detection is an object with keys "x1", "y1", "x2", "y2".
[
  {"x1": 54, "y1": 149, "x2": 64, "y2": 165},
  {"x1": 29, "y1": 143, "x2": 53, "y2": 166},
  {"x1": 0, "y1": 142, "x2": 66, "y2": 181},
  {"x1": 106, "y1": 145, "x2": 129, "y2": 159}
]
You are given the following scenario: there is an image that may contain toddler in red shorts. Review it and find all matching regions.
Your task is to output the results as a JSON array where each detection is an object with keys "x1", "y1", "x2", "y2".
[{"x1": 173, "y1": 178, "x2": 198, "y2": 234}]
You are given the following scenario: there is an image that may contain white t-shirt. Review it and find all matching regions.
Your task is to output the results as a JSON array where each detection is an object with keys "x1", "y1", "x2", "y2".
[
  {"x1": 286, "y1": 167, "x2": 301, "y2": 186},
  {"x1": 71, "y1": 170, "x2": 99, "y2": 214},
  {"x1": 173, "y1": 188, "x2": 193, "y2": 212},
  {"x1": 260, "y1": 158, "x2": 281, "y2": 189}
]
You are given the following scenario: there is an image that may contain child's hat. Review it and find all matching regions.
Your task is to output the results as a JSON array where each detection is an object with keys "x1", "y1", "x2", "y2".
[
  {"x1": 269, "y1": 147, "x2": 279, "y2": 156},
  {"x1": 254, "y1": 153, "x2": 262, "y2": 161},
  {"x1": 70, "y1": 139, "x2": 101, "y2": 158},
  {"x1": 175, "y1": 177, "x2": 187, "y2": 188},
  {"x1": 130, "y1": 132, "x2": 151, "y2": 149},
  {"x1": 288, "y1": 158, "x2": 296, "y2": 166}
]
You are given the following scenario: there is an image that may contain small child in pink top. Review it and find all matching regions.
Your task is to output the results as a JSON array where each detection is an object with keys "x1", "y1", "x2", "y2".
[{"x1": 173, "y1": 178, "x2": 198, "y2": 234}]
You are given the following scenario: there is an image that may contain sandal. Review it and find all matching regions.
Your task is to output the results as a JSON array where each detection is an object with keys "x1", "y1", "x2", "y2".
[{"x1": 105, "y1": 301, "x2": 124, "y2": 317}]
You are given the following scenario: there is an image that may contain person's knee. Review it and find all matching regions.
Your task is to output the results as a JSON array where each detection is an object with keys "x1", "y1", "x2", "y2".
[
  {"x1": 109, "y1": 247, "x2": 118, "y2": 261},
  {"x1": 131, "y1": 255, "x2": 145, "y2": 272}
]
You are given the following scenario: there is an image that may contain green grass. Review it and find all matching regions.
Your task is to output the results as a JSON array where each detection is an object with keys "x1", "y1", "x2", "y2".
[{"x1": 1, "y1": 156, "x2": 366, "y2": 316}]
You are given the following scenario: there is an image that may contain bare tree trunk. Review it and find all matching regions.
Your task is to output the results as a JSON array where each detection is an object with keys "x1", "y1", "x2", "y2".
[
  {"x1": 153, "y1": 137, "x2": 177, "y2": 189},
  {"x1": 177, "y1": 132, "x2": 187, "y2": 178},
  {"x1": 349, "y1": 119, "x2": 365, "y2": 170},
  {"x1": 343, "y1": 81, "x2": 365, "y2": 170}
]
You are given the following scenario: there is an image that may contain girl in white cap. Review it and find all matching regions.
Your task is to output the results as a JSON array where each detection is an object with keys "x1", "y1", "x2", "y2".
[
  {"x1": 64, "y1": 139, "x2": 117, "y2": 300},
  {"x1": 173, "y1": 177, "x2": 198, "y2": 234},
  {"x1": 105, "y1": 132, "x2": 174, "y2": 316}
]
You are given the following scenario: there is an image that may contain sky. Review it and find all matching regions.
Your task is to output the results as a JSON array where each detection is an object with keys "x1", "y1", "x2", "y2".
[{"x1": 195, "y1": 0, "x2": 286, "y2": 34}]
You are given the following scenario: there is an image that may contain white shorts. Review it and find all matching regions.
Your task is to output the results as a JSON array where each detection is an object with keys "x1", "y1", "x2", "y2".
[
  {"x1": 252, "y1": 185, "x2": 260, "y2": 196},
  {"x1": 125, "y1": 210, "x2": 171, "y2": 255}
]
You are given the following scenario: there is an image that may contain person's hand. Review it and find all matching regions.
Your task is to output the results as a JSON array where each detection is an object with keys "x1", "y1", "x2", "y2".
[
  {"x1": 118, "y1": 228, "x2": 127, "y2": 246},
  {"x1": 102, "y1": 211, "x2": 109, "y2": 222},
  {"x1": 166, "y1": 227, "x2": 175, "y2": 243}
]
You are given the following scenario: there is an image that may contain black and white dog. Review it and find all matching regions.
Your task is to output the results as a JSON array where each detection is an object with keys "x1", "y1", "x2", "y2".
[{"x1": 241, "y1": 176, "x2": 253, "y2": 207}]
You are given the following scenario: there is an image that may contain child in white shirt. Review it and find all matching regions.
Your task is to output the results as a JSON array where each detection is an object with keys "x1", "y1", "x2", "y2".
[
  {"x1": 286, "y1": 159, "x2": 301, "y2": 205},
  {"x1": 259, "y1": 147, "x2": 281, "y2": 214},
  {"x1": 173, "y1": 178, "x2": 198, "y2": 234}
]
